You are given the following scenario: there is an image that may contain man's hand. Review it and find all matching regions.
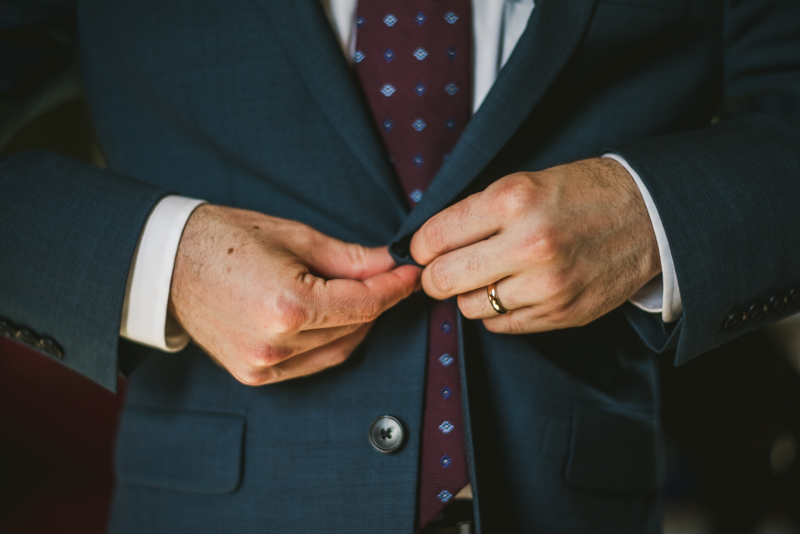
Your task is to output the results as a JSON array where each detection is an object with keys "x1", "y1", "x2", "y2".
[
  {"x1": 409, "y1": 158, "x2": 661, "y2": 334},
  {"x1": 169, "y1": 204, "x2": 421, "y2": 385}
]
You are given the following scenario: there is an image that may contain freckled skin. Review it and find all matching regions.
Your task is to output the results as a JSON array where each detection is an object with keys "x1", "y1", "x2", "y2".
[{"x1": 169, "y1": 204, "x2": 421, "y2": 386}]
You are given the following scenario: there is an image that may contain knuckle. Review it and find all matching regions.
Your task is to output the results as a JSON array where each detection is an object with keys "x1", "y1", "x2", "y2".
[
  {"x1": 234, "y1": 368, "x2": 269, "y2": 387},
  {"x1": 422, "y1": 220, "x2": 449, "y2": 256},
  {"x1": 256, "y1": 366, "x2": 280, "y2": 384},
  {"x1": 497, "y1": 175, "x2": 536, "y2": 217},
  {"x1": 358, "y1": 295, "x2": 384, "y2": 322},
  {"x1": 346, "y1": 243, "x2": 373, "y2": 278},
  {"x1": 254, "y1": 343, "x2": 293, "y2": 366},
  {"x1": 524, "y1": 229, "x2": 563, "y2": 262},
  {"x1": 482, "y1": 319, "x2": 497, "y2": 332},
  {"x1": 483, "y1": 318, "x2": 506, "y2": 334},
  {"x1": 261, "y1": 367, "x2": 283, "y2": 384},
  {"x1": 505, "y1": 317, "x2": 526, "y2": 334},
  {"x1": 484, "y1": 315, "x2": 526, "y2": 335},
  {"x1": 271, "y1": 298, "x2": 308, "y2": 334},
  {"x1": 457, "y1": 294, "x2": 481, "y2": 319},
  {"x1": 428, "y1": 261, "x2": 456, "y2": 295}
]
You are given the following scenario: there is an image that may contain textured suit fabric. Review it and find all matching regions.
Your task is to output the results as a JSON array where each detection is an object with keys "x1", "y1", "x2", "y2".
[
  {"x1": 0, "y1": 151, "x2": 166, "y2": 386},
  {"x1": 1, "y1": 0, "x2": 800, "y2": 533}
]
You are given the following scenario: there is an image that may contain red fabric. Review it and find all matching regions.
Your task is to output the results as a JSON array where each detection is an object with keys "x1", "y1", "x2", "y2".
[
  {"x1": 416, "y1": 299, "x2": 469, "y2": 528},
  {"x1": 354, "y1": 0, "x2": 472, "y2": 207},
  {"x1": 0, "y1": 337, "x2": 125, "y2": 534},
  {"x1": 354, "y1": 2, "x2": 472, "y2": 528}
]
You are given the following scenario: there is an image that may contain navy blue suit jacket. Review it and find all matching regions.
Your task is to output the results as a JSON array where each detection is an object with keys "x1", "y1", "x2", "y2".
[{"x1": 2, "y1": 0, "x2": 800, "y2": 532}]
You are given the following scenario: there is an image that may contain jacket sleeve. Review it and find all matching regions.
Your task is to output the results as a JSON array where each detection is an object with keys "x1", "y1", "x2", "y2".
[
  {"x1": 0, "y1": 3, "x2": 168, "y2": 390},
  {"x1": 612, "y1": 0, "x2": 800, "y2": 366}
]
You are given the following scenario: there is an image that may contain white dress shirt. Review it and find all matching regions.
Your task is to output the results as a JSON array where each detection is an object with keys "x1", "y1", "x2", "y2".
[{"x1": 120, "y1": 0, "x2": 681, "y2": 352}]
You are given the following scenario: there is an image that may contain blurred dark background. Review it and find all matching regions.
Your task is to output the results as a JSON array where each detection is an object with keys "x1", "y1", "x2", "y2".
[{"x1": 1, "y1": 97, "x2": 799, "y2": 534}]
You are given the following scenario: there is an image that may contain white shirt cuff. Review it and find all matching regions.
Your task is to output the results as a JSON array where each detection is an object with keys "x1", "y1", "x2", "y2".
[
  {"x1": 603, "y1": 154, "x2": 682, "y2": 323},
  {"x1": 120, "y1": 195, "x2": 206, "y2": 352}
]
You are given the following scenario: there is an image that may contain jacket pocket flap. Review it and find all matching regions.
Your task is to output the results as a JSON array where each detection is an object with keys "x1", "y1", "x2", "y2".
[
  {"x1": 564, "y1": 405, "x2": 659, "y2": 495},
  {"x1": 116, "y1": 406, "x2": 245, "y2": 494}
]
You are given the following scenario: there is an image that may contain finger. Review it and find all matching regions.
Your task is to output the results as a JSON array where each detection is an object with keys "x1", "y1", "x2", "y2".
[
  {"x1": 457, "y1": 277, "x2": 525, "y2": 319},
  {"x1": 480, "y1": 306, "x2": 542, "y2": 335},
  {"x1": 302, "y1": 264, "x2": 422, "y2": 328},
  {"x1": 304, "y1": 234, "x2": 397, "y2": 280},
  {"x1": 266, "y1": 322, "x2": 364, "y2": 365},
  {"x1": 479, "y1": 306, "x2": 552, "y2": 335},
  {"x1": 480, "y1": 296, "x2": 586, "y2": 334},
  {"x1": 255, "y1": 323, "x2": 373, "y2": 385},
  {"x1": 420, "y1": 233, "x2": 524, "y2": 300},
  {"x1": 410, "y1": 190, "x2": 502, "y2": 266}
]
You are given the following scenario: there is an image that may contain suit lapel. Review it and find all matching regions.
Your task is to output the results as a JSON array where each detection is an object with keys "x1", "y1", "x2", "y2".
[
  {"x1": 262, "y1": 0, "x2": 407, "y2": 212},
  {"x1": 262, "y1": 0, "x2": 598, "y2": 234},
  {"x1": 397, "y1": 0, "x2": 599, "y2": 237}
]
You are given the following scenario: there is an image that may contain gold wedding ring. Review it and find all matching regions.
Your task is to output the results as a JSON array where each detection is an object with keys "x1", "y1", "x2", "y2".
[{"x1": 487, "y1": 283, "x2": 508, "y2": 314}]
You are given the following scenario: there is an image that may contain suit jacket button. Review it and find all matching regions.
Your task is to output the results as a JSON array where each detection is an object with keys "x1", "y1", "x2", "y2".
[
  {"x1": 39, "y1": 337, "x2": 64, "y2": 360},
  {"x1": 0, "y1": 318, "x2": 19, "y2": 338},
  {"x1": 369, "y1": 415, "x2": 405, "y2": 454},
  {"x1": 747, "y1": 302, "x2": 768, "y2": 323},
  {"x1": 768, "y1": 293, "x2": 788, "y2": 315},
  {"x1": 15, "y1": 328, "x2": 40, "y2": 347},
  {"x1": 724, "y1": 310, "x2": 746, "y2": 331}
]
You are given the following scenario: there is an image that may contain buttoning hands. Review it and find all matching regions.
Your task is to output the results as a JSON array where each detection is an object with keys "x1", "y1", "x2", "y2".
[
  {"x1": 410, "y1": 158, "x2": 661, "y2": 334},
  {"x1": 169, "y1": 205, "x2": 422, "y2": 385}
]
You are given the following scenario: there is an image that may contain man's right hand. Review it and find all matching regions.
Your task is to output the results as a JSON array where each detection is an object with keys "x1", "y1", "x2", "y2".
[{"x1": 168, "y1": 204, "x2": 421, "y2": 386}]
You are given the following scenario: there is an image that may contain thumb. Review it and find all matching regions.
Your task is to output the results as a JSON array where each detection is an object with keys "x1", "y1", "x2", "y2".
[
  {"x1": 307, "y1": 238, "x2": 397, "y2": 280},
  {"x1": 310, "y1": 263, "x2": 423, "y2": 327}
]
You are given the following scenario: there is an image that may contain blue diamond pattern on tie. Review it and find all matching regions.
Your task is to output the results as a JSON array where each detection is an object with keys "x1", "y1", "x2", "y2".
[
  {"x1": 353, "y1": 2, "x2": 473, "y2": 528},
  {"x1": 356, "y1": 15, "x2": 364, "y2": 27},
  {"x1": 384, "y1": 48, "x2": 395, "y2": 62},
  {"x1": 353, "y1": 50, "x2": 365, "y2": 63}
]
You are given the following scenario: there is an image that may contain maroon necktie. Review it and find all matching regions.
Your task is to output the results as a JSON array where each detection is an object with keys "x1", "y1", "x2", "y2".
[{"x1": 353, "y1": 2, "x2": 472, "y2": 529}]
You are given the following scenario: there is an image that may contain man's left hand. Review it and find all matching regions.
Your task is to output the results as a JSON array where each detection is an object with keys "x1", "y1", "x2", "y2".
[{"x1": 410, "y1": 158, "x2": 661, "y2": 334}]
